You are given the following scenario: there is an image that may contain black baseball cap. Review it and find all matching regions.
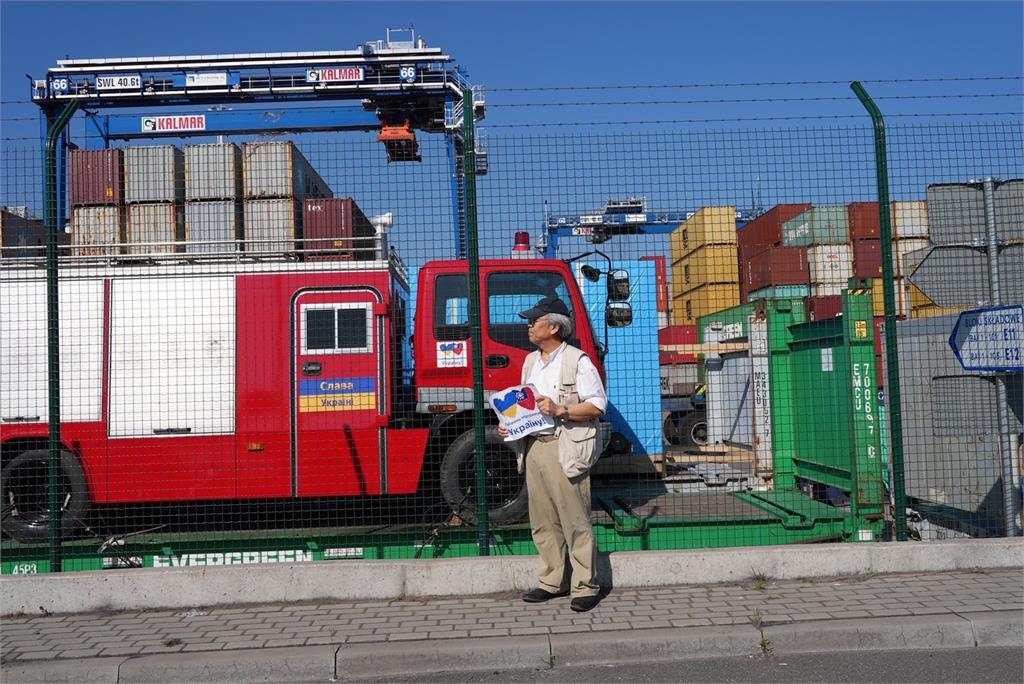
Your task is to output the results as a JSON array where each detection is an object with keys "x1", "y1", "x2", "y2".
[{"x1": 519, "y1": 296, "x2": 571, "y2": 321}]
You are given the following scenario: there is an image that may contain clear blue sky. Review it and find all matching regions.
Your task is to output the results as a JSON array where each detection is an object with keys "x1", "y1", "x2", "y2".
[
  {"x1": 1, "y1": 2, "x2": 1021, "y2": 261},
  {"x1": 3, "y1": 1, "x2": 1021, "y2": 128}
]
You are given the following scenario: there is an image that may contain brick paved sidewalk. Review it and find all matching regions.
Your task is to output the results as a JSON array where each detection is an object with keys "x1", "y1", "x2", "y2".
[{"x1": 1, "y1": 568, "x2": 1021, "y2": 664}]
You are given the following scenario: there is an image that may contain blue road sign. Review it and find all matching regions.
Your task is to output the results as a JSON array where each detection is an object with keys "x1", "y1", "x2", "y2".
[{"x1": 949, "y1": 305, "x2": 1024, "y2": 372}]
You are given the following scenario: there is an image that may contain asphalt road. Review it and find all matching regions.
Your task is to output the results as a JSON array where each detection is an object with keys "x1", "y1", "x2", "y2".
[{"x1": 363, "y1": 647, "x2": 1023, "y2": 683}]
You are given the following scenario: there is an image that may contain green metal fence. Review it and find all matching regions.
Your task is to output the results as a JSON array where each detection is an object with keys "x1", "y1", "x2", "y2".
[{"x1": 1, "y1": 93, "x2": 1022, "y2": 574}]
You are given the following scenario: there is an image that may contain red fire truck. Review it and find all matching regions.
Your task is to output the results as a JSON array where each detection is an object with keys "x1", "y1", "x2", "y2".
[{"x1": 0, "y1": 244, "x2": 611, "y2": 542}]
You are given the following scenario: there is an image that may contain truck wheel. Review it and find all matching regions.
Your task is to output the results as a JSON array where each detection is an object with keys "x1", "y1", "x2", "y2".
[
  {"x1": 664, "y1": 414, "x2": 682, "y2": 445},
  {"x1": 440, "y1": 427, "x2": 528, "y2": 526},
  {"x1": 1, "y1": 449, "x2": 90, "y2": 544},
  {"x1": 678, "y1": 411, "x2": 708, "y2": 448}
]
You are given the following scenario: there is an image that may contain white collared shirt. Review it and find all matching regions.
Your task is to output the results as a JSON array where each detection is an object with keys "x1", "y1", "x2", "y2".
[{"x1": 524, "y1": 342, "x2": 607, "y2": 435}]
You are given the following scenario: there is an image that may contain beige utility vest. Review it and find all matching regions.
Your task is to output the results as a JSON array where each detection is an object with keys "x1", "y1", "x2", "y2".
[{"x1": 517, "y1": 345, "x2": 600, "y2": 479}]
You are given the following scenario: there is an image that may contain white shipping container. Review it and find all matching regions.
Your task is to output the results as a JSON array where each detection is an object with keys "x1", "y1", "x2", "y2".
[
  {"x1": 808, "y1": 244, "x2": 853, "y2": 283},
  {"x1": 127, "y1": 203, "x2": 183, "y2": 254},
  {"x1": 660, "y1": 364, "x2": 698, "y2": 396},
  {"x1": 811, "y1": 283, "x2": 845, "y2": 297},
  {"x1": 244, "y1": 199, "x2": 301, "y2": 253},
  {"x1": 71, "y1": 206, "x2": 122, "y2": 255},
  {"x1": 185, "y1": 201, "x2": 243, "y2": 253},
  {"x1": 242, "y1": 141, "x2": 332, "y2": 200},
  {"x1": 892, "y1": 200, "x2": 929, "y2": 238},
  {"x1": 185, "y1": 143, "x2": 243, "y2": 201},
  {"x1": 893, "y1": 238, "x2": 930, "y2": 277},
  {"x1": 125, "y1": 145, "x2": 184, "y2": 204}
]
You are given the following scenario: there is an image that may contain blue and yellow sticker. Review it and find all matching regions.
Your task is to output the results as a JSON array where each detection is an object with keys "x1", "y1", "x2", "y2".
[{"x1": 299, "y1": 377, "x2": 376, "y2": 412}]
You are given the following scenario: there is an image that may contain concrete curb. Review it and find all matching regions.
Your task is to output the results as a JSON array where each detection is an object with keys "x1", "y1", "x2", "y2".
[
  {"x1": 4, "y1": 612, "x2": 1020, "y2": 683},
  {"x1": 3, "y1": 538, "x2": 1022, "y2": 615}
]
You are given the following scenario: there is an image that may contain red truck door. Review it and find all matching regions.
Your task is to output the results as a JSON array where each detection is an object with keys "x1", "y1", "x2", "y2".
[{"x1": 292, "y1": 288, "x2": 386, "y2": 496}]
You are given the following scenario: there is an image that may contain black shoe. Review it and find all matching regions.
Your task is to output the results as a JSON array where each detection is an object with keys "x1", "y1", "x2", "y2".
[
  {"x1": 569, "y1": 594, "x2": 600, "y2": 612},
  {"x1": 522, "y1": 587, "x2": 569, "y2": 603}
]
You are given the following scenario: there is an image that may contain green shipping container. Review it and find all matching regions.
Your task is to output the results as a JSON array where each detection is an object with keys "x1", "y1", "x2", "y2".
[
  {"x1": 782, "y1": 209, "x2": 813, "y2": 246},
  {"x1": 749, "y1": 284, "x2": 811, "y2": 300},
  {"x1": 782, "y1": 206, "x2": 850, "y2": 246},
  {"x1": 782, "y1": 285, "x2": 884, "y2": 533}
]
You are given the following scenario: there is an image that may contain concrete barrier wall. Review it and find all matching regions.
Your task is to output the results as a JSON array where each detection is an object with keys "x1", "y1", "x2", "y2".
[{"x1": 3, "y1": 538, "x2": 1022, "y2": 616}]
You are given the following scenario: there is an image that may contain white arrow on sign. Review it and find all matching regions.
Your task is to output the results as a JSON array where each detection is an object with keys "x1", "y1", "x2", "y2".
[{"x1": 948, "y1": 305, "x2": 1024, "y2": 372}]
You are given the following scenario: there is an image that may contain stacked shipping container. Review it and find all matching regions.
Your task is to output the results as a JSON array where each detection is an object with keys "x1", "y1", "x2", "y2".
[
  {"x1": 302, "y1": 198, "x2": 377, "y2": 261},
  {"x1": 736, "y1": 204, "x2": 811, "y2": 303},
  {"x1": 70, "y1": 149, "x2": 124, "y2": 255},
  {"x1": 731, "y1": 200, "x2": 935, "y2": 322},
  {"x1": 668, "y1": 207, "x2": 740, "y2": 324},
  {"x1": 184, "y1": 143, "x2": 244, "y2": 253},
  {"x1": 242, "y1": 141, "x2": 332, "y2": 253},
  {"x1": 851, "y1": 200, "x2": 930, "y2": 318},
  {"x1": 125, "y1": 145, "x2": 185, "y2": 254}
]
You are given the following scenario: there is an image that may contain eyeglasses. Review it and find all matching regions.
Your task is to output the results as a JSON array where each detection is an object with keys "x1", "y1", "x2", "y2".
[{"x1": 527, "y1": 316, "x2": 547, "y2": 328}]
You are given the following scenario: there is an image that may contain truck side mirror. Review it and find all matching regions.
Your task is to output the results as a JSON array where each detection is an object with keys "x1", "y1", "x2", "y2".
[
  {"x1": 606, "y1": 302, "x2": 632, "y2": 327},
  {"x1": 607, "y1": 269, "x2": 630, "y2": 301}
]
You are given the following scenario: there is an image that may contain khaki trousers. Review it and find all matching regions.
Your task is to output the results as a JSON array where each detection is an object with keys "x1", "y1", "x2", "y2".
[{"x1": 525, "y1": 436, "x2": 599, "y2": 597}]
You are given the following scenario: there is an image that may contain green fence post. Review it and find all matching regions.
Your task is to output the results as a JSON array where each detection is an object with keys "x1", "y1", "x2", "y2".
[
  {"x1": 850, "y1": 81, "x2": 907, "y2": 541},
  {"x1": 43, "y1": 100, "x2": 79, "y2": 571},
  {"x1": 461, "y1": 89, "x2": 490, "y2": 555}
]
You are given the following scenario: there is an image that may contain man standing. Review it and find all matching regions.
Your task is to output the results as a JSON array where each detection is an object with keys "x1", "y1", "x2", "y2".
[{"x1": 497, "y1": 296, "x2": 607, "y2": 612}]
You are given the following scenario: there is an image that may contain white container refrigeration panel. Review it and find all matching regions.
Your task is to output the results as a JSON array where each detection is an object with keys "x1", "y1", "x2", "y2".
[
  {"x1": 0, "y1": 278, "x2": 104, "y2": 423},
  {"x1": 108, "y1": 276, "x2": 236, "y2": 437}
]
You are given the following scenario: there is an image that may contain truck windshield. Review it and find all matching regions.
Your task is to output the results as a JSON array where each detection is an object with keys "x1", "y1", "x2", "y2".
[{"x1": 486, "y1": 271, "x2": 574, "y2": 351}]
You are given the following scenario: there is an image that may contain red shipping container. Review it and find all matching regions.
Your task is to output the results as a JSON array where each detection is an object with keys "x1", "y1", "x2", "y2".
[
  {"x1": 659, "y1": 324, "x2": 698, "y2": 364},
  {"x1": 640, "y1": 255, "x2": 669, "y2": 318},
  {"x1": 737, "y1": 242, "x2": 769, "y2": 304},
  {"x1": 807, "y1": 295, "x2": 843, "y2": 321},
  {"x1": 737, "y1": 203, "x2": 812, "y2": 249},
  {"x1": 71, "y1": 149, "x2": 123, "y2": 207},
  {"x1": 302, "y1": 197, "x2": 377, "y2": 261},
  {"x1": 746, "y1": 246, "x2": 809, "y2": 291},
  {"x1": 847, "y1": 201, "x2": 880, "y2": 240},
  {"x1": 852, "y1": 239, "x2": 883, "y2": 278}
]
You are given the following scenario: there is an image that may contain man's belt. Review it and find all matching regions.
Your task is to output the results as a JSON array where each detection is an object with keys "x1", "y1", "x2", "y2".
[{"x1": 532, "y1": 434, "x2": 558, "y2": 443}]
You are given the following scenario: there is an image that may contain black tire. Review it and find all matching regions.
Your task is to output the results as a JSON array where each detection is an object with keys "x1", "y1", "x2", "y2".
[
  {"x1": 439, "y1": 426, "x2": 528, "y2": 526},
  {"x1": 664, "y1": 413, "x2": 681, "y2": 445},
  {"x1": 1, "y1": 449, "x2": 90, "y2": 543},
  {"x1": 677, "y1": 411, "x2": 708, "y2": 448}
]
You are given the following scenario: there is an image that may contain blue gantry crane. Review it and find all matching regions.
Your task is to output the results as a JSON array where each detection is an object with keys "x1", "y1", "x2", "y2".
[
  {"x1": 539, "y1": 197, "x2": 761, "y2": 258},
  {"x1": 31, "y1": 27, "x2": 485, "y2": 255}
]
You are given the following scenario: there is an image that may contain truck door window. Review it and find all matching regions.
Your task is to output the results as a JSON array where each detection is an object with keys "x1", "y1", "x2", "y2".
[
  {"x1": 306, "y1": 309, "x2": 336, "y2": 350},
  {"x1": 486, "y1": 272, "x2": 574, "y2": 351},
  {"x1": 301, "y1": 304, "x2": 371, "y2": 354},
  {"x1": 434, "y1": 274, "x2": 469, "y2": 340}
]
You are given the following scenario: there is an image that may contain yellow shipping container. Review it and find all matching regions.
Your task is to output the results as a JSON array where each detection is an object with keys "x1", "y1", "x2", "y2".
[
  {"x1": 871, "y1": 278, "x2": 910, "y2": 318},
  {"x1": 670, "y1": 206, "x2": 737, "y2": 261},
  {"x1": 909, "y1": 282, "x2": 963, "y2": 319},
  {"x1": 671, "y1": 284, "x2": 740, "y2": 325},
  {"x1": 670, "y1": 245, "x2": 739, "y2": 297}
]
